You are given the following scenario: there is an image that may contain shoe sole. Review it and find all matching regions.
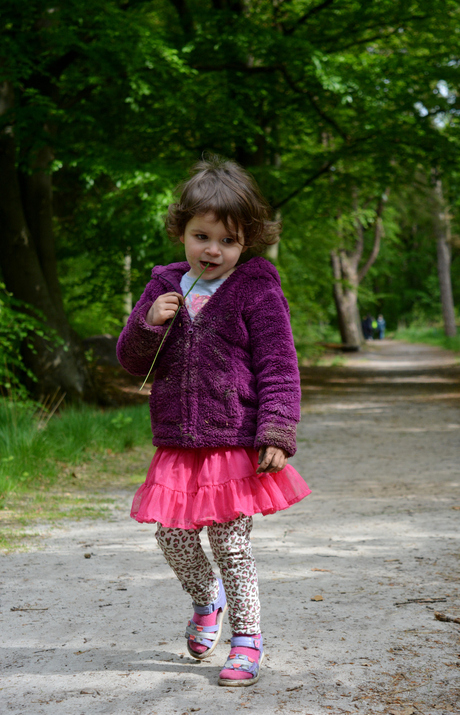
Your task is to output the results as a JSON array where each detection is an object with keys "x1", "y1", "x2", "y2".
[
  {"x1": 217, "y1": 651, "x2": 264, "y2": 687},
  {"x1": 187, "y1": 603, "x2": 228, "y2": 660}
]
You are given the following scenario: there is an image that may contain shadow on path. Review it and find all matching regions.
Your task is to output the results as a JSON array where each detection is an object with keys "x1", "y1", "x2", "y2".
[{"x1": 1, "y1": 340, "x2": 459, "y2": 715}]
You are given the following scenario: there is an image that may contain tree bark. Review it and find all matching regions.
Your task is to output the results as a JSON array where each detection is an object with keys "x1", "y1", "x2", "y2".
[
  {"x1": 0, "y1": 81, "x2": 92, "y2": 401},
  {"x1": 432, "y1": 179, "x2": 456, "y2": 337},
  {"x1": 331, "y1": 193, "x2": 387, "y2": 349},
  {"x1": 331, "y1": 250, "x2": 363, "y2": 349},
  {"x1": 123, "y1": 252, "x2": 133, "y2": 325}
]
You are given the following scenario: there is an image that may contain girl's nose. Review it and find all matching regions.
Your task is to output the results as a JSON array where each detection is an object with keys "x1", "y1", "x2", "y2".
[{"x1": 205, "y1": 242, "x2": 221, "y2": 256}]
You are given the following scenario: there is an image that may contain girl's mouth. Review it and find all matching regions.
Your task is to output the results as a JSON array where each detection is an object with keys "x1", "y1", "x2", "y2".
[{"x1": 200, "y1": 261, "x2": 219, "y2": 270}]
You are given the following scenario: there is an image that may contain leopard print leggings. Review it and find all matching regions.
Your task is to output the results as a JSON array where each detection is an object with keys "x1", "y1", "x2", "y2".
[{"x1": 155, "y1": 515, "x2": 260, "y2": 634}]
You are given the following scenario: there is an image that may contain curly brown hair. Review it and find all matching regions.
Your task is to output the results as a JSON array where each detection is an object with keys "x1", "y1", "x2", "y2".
[{"x1": 166, "y1": 155, "x2": 280, "y2": 249}]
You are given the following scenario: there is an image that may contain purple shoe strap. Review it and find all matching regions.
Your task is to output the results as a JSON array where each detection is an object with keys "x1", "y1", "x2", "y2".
[
  {"x1": 192, "y1": 578, "x2": 226, "y2": 615},
  {"x1": 230, "y1": 635, "x2": 263, "y2": 651},
  {"x1": 186, "y1": 621, "x2": 219, "y2": 638},
  {"x1": 223, "y1": 653, "x2": 260, "y2": 675}
]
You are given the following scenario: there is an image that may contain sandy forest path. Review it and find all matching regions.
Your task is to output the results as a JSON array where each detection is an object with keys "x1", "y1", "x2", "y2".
[{"x1": 2, "y1": 340, "x2": 460, "y2": 715}]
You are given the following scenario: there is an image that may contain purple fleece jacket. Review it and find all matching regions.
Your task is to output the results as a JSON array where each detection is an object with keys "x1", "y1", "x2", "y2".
[{"x1": 116, "y1": 257, "x2": 300, "y2": 456}]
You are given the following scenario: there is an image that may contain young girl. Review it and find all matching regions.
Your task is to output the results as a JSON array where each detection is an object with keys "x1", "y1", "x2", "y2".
[{"x1": 117, "y1": 156, "x2": 311, "y2": 687}]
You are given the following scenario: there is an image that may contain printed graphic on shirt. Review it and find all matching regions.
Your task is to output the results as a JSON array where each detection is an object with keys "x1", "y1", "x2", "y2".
[{"x1": 185, "y1": 292, "x2": 211, "y2": 320}]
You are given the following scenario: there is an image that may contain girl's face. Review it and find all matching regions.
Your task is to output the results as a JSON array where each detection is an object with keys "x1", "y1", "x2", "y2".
[{"x1": 180, "y1": 212, "x2": 247, "y2": 280}]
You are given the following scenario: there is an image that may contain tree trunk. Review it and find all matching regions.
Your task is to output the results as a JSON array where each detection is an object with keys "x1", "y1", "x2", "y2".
[
  {"x1": 123, "y1": 252, "x2": 133, "y2": 325},
  {"x1": 432, "y1": 179, "x2": 456, "y2": 337},
  {"x1": 0, "y1": 81, "x2": 92, "y2": 401},
  {"x1": 331, "y1": 192, "x2": 387, "y2": 349},
  {"x1": 331, "y1": 250, "x2": 363, "y2": 349}
]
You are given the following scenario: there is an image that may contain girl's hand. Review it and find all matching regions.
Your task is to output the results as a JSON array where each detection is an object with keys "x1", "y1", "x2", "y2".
[
  {"x1": 257, "y1": 446, "x2": 289, "y2": 474},
  {"x1": 146, "y1": 292, "x2": 184, "y2": 326}
]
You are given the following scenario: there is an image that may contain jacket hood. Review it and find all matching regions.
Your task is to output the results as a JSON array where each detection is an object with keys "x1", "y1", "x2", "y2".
[
  {"x1": 151, "y1": 261, "x2": 190, "y2": 290},
  {"x1": 150, "y1": 257, "x2": 280, "y2": 290}
]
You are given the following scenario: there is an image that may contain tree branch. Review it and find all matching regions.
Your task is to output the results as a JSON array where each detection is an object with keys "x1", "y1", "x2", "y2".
[
  {"x1": 321, "y1": 14, "x2": 429, "y2": 53},
  {"x1": 280, "y1": 68, "x2": 350, "y2": 141},
  {"x1": 191, "y1": 62, "x2": 279, "y2": 73},
  {"x1": 46, "y1": 51, "x2": 81, "y2": 80},
  {"x1": 306, "y1": 90, "x2": 349, "y2": 141},
  {"x1": 284, "y1": 0, "x2": 336, "y2": 35},
  {"x1": 357, "y1": 193, "x2": 388, "y2": 283},
  {"x1": 168, "y1": 0, "x2": 194, "y2": 35},
  {"x1": 352, "y1": 188, "x2": 365, "y2": 267},
  {"x1": 273, "y1": 161, "x2": 333, "y2": 209},
  {"x1": 324, "y1": 28, "x2": 401, "y2": 53}
]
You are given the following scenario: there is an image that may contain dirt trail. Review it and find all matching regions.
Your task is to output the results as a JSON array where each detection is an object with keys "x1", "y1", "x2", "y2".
[{"x1": 2, "y1": 340, "x2": 459, "y2": 715}]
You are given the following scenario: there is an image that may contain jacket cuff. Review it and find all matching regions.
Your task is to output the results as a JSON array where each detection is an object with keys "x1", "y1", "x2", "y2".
[
  {"x1": 254, "y1": 420, "x2": 297, "y2": 457},
  {"x1": 131, "y1": 303, "x2": 169, "y2": 353},
  {"x1": 136, "y1": 302, "x2": 168, "y2": 332}
]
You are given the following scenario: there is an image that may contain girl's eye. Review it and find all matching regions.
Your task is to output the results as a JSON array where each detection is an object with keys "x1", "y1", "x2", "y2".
[
  {"x1": 196, "y1": 234, "x2": 208, "y2": 240},
  {"x1": 223, "y1": 237, "x2": 236, "y2": 245}
]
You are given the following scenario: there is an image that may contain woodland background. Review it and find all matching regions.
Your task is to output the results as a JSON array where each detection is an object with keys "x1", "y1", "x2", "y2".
[{"x1": 1, "y1": 0, "x2": 460, "y2": 402}]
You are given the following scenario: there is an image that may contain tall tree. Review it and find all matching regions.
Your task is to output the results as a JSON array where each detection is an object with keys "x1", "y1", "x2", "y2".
[
  {"x1": 331, "y1": 191, "x2": 387, "y2": 348},
  {"x1": 2, "y1": 0, "x2": 460, "y2": 396},
  {"x1": 432, "y1": 177, "x2": 456, "y2": 337},
  {"x1": 0, "y1": 79, "x2": 92, "y2": 399},
  {"x1": 0, "y1": 0, "x2": 188, "y2": 398}
]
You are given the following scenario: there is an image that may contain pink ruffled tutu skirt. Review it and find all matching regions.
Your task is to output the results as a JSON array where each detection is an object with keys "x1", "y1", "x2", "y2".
[{"x1": 131, "y1": 446, "x2": 311, "y2": 530}]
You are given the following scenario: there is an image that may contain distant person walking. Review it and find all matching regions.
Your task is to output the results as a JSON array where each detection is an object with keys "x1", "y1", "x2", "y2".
[
  {"x1": 377, "y1": 314, "x2": 386, "y2": 340},
  {"x1": 362, "y1": 314, "x2": 373, "y2": 340}
]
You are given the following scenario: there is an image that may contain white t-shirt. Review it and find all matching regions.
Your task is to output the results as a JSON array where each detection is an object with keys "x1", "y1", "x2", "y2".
[{"x1": 180, "y1": 274, "x2": 226, "y2": 321}]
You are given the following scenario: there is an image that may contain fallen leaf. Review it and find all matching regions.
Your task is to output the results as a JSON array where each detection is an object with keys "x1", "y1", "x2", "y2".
[
  {"x1": 311, "y1": 595, "x2": 324, "y2": 601},
  {"x1": 286, "y1": 684, "x2": 304, "y2": 691},
  {"x1": 311, "y1": 568, "x2": 332, "y2": 572}
]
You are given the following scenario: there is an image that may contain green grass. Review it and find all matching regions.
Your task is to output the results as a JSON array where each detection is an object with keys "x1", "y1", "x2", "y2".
[
  {"x1": 0, "y1": 400, "x2": 152, "y2": 501},
  {"x1": 292, "y1": 322, "x2": 342, "y2": 363},
  {"x1": 0, "y1": 399, "x2": 154, "y2": 551},
  {"x1": 392, "y1": 326, "x2": 460, "y2": 353}
]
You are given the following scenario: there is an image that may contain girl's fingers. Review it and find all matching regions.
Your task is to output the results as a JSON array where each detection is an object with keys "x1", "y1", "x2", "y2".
[
  {"x1": 257, "y1": 447, "x2": 275, "y2": 472},
  {"x1": 257, "y1": 446, "x2": 288, "y2": 473},
  {"x1": 163, "y1": 292, "x2": 184, "y2": 304},
  {"x1": 160, "y1": 297, "x2": 180, "y2": 308},
  {"x1": 147, "y1": 292, "x2": 184, "y2": 326},
  {"x1": 257, "y1": 447, "x2": 270, "y2": 472}
]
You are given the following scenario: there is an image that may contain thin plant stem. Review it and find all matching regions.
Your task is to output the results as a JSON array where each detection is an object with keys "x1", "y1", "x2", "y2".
[{"x1": 139, "y1": 264, "x2": 210, "y2": 391}]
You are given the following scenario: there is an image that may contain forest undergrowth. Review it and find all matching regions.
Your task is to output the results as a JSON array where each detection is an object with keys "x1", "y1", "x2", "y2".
[
  {"x1": 0, "y1": 400, "x2": 153, "y2": 551},
  {"x1": 392, "y1": 325, "x2": 460, "y2": 353}
]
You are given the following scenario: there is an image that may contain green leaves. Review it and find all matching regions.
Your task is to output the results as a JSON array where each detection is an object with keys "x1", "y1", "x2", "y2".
[
  {"x1": 2, "y1": 0, "x2": 460, "y2": 364},
  {"x1": 0, "y1": 284, "x2": 63, "y2": 399}
]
